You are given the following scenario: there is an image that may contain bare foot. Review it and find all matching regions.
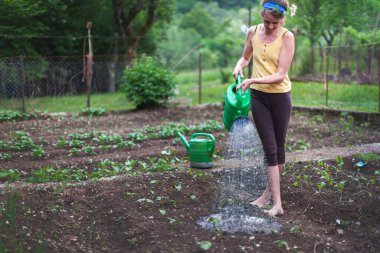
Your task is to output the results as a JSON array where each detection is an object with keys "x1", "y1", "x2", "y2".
[
  {"x1": 264, "y1": 205, "x2": 284, "y2": 217},
  {"x1": 250, "y1": 191, "x2": 271, "y2": 207}
]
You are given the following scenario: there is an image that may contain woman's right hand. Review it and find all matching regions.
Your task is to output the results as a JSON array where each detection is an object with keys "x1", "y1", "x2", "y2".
[{"x1": 233, "y1": 66, "x2": 244, "y2": 79}]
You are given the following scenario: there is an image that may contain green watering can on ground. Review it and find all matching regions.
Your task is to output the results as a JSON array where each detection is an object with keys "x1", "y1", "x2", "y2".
[
  {"x1": 222, "y1": 74, "x2": 251, "y2": 130},
  {"x1": 177, "y1": 132, "x2": 215, "y2": 169}
]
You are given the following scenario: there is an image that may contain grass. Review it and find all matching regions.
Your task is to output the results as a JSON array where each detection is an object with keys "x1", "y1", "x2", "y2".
[{"x1": 0, "y1": 69, "x2": 378, "y2": 113}]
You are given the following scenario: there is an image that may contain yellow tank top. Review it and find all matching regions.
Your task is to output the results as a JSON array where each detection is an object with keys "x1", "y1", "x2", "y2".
[{"x1": 250, "y1": 24, "x2": 291, "y2": 93}]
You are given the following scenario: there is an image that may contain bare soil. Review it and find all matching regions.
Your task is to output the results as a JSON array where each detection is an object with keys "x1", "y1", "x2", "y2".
[{"x1": 0, "y1": 104, "x2": 379, "y2": 252}]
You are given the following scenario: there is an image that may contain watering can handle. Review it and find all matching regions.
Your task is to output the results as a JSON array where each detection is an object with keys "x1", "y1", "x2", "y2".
[
  {"x1": 236, "y1": 74, "x2": 242, "y2": 86},
  {"x1": 190, "y1": 133, "x2": 216, "y2": 143},
  {"x1": 235, "y1": 74, "x2": 243, "y2": 106}
]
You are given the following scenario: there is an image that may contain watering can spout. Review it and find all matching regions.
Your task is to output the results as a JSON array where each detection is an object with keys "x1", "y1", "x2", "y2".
[{"x1": 177, "y1": 132, "x2": 190, "y2": 153}]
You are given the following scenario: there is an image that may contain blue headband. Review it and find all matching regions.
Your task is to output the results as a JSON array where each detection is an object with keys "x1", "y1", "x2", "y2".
[{"x1": 263, "y1": 2, "x2": 287, "y2": 13}]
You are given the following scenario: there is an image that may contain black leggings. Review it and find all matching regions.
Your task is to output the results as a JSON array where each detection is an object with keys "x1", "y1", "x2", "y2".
[{"x1": 251, "y1": 89, "x2": 292, "y2": 166}]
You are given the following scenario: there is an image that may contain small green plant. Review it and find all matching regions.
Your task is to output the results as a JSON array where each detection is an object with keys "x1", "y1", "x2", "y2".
[
  {"x1": 81, "y1": 107, "x2": 106, "y2": 117},
  {"x1": 69, "y1": 139, "x2": 85, "y2": 148},
  {"x1": 0, "y1": 110, "x2": 36, "y2": 121},
  {"x1": 82, "y1": 145, "x2": 96, "y2": 155},
  {"x1": 0, "y1": 153, "x2": 11, "y2": 161},
  {"x1": 0, "y1": 140, "x2": 8, "y2": 149},
  {"x1": 0, "y1": 169, "x2": 20, "y2": 182},
  {"x1": 174, "y1": 181, "x2": 183, "y2": 191},
  {"x1": 286, "y1": 139, "x2": 310, "y2": 151},
  {"x1": 196, "y1": 241, "x2": 213, "y2": 251},
  {"x1": 290, "y1": 225, "x2": 303, "y2": 234},
  {"x1": 32, "y1": 146, "x2": 45, "y2": 158},
  {"x1": 11, "y1": 131, "x2": 35, "y2": 151},
  {"x1": 273, "y1": 240, "x2": 290, "y2": 250},
  {"x1": 56, "y1": 137, "x2": 69, "y2": 147},
  {"x1": 311, "y1": 113, "x2": 325, "y2": 123},
  {"x1": 339, "y1": 112, "x2": 354, "y2": 131},
  {"x1": 121, "y1": 56, "x2": 176, "y2": 108},
  {"x1": 70, "y1": 147, "x2": 80, "y2": 156},
  {"x1": 127, "y1": 131, "x2": 148, "y2": 142}
]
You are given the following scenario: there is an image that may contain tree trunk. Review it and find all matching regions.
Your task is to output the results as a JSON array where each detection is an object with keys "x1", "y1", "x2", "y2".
[{"x1": 111, "y1": 0, "x2": 157, "y2": 65}]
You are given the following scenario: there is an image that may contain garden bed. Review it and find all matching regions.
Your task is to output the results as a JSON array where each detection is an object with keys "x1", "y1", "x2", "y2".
[{"x1": 0, "y1": 104, "x2": 379, "y2": 252}]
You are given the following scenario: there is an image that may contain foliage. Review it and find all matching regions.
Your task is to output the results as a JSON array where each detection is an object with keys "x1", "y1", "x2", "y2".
[
  {"x1": 121, "y1": 56, "x2": 176, "y2": 108},
  {"x1": 81, "y1": 107, "x2": 106, "y2": 117},
  {"x1": 179, "y1": 6, "x2": 217, "y2": 38},
  {"x1": 0, "y1": 111, "x2": 36, "y2": 122}
]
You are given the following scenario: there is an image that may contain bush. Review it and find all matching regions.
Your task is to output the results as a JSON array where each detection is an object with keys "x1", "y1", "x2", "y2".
[{"x1": 121, "y1": 57, "x2": 176, "y2": 108}]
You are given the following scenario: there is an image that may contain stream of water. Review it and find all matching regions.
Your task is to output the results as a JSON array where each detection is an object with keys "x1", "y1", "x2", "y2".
[{"x1": 197, "y1": 117, "x2": 281, "y2": 234}]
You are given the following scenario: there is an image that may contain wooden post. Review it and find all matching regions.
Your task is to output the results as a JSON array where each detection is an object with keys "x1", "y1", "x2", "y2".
[
  {"x1": 378, "y1": 44, "x2": 380, "y2": 112},
  {"x1": 20, "y1": 56, "x2": 26, "y2": 113},
  {"x1": 84, "y1": 22, "x2": 93, "y2": 109},
  {"x1": 198, "y1": 52, "x2": 202, "y2": 104}
]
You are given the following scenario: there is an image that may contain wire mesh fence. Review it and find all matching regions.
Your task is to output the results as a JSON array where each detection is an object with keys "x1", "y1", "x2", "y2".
[
  {"x1": 322, "y1": 43, "x2": 379, "y2": 112},
  {"x1": 0, "y1": 43, "x2": 379, "y2": 113},
  {"x1": 0, "y1": 55, "x2": 128, "y2": 112}
]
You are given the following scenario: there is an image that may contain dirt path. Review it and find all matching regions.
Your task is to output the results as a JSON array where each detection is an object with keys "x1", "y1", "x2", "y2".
[
  {"x1": 211, "y1": 143, "x2": 380, "y2": 171},
  {"x1": 287, "y1": 142, "x2": 380, "y2": 162}
]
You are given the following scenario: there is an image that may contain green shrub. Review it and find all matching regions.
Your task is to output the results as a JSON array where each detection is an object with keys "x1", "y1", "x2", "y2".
[{"x1": 121, "y1": 57, "x2": 176, "y2": 108}]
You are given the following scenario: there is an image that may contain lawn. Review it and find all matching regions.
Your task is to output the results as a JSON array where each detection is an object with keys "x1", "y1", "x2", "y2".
[{"x1": 0, "y1": 69, "x2": 378, "y2": 113}]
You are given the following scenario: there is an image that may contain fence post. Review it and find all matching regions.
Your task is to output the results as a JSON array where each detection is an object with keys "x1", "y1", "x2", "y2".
[
  {"x1": 324, "y1": 47, "x2": 329, "y2": 107},
  {"x1": 198, "y1": 52, "x2": 202, "y2": 104},
  {"x1": 19, "y1": 56, "x2": 26, "y2": 113},
  {"x1": 84, "y1": 22, "x2": 93, "y2": 109},
  {"x1": 378, "y1": 44, "x2": 380, "y2": 112}
]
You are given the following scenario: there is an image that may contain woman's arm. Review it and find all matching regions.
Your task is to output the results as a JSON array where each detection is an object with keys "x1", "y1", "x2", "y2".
[
  {"x1": 233, "y1": 26, "x2": 256, "y2": 78},
  {"x1": 238, "y1": 31, "x2": 295, "y2": 91}
]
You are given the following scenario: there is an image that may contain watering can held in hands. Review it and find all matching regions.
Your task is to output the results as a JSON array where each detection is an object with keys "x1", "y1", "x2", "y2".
[
  {"x1": 222, "y1": 74, "x2": 251, "y2": 130},
  {"x1": 177, "y1": 132, "x2": 215, "y2": 169}
]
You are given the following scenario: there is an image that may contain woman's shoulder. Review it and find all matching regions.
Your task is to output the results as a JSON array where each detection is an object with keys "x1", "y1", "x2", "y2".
[
  {"x1": 247, "y1": 24, "x2": 261, "y2": 37},
  {"x1": 249, "y1": 24, "x2": 261, "y2": 32},
  {"x1": 282, "y1": 28, "x2": 294, "y2": 40}
]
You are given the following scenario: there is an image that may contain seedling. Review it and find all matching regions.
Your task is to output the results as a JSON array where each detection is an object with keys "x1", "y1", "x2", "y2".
[
  {"x1": 273, "y1": 240, "x2": 290, "y2": 250},
  {"x1": 32, "y1": 146, "x2": 45, "y2": 158},
  {"x1": 0, "y1": 153, "x2": 11, "y2": 161},
  {"x1": 196, "y1": 241, "x2": 213, "y2": 251}
]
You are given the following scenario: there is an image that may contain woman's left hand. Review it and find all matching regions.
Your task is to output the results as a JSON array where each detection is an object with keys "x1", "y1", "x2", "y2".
[{"x1": 236, "y1": 79, "x2": 253, "y2": 93}]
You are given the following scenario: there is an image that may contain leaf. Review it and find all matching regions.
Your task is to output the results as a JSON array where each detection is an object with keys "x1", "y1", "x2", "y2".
[
  {"x1": 174, "y1": 182, "x2": 182, "y2": 191},
  {"x1": 273, "y1": 240, "x2": 289, "y2": 250},
  {"x1": 0, "y1": 172, "x2": 10, "y2": 178},
  {"x1": 196, "y1": 241, "x2": 213, "y2": 251},
  {"x1": 159, "y1": 209, "x2": 166, "y2": 215},
  {"x1": 136, "y1": 198, "x2": 154, "y2": 204},
  {"x1": 335, "y1": 155, "x2": 344, "y2": 165}
]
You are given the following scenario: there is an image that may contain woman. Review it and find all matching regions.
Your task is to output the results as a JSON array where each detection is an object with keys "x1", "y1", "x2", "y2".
[{"x1": 233, "y1": 0, "x2": 295, "y2": 216}]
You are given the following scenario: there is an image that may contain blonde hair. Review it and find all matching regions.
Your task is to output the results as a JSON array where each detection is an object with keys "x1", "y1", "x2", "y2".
[{"x1": 260, "y1": 0, "x2": 289, "y2": 19}]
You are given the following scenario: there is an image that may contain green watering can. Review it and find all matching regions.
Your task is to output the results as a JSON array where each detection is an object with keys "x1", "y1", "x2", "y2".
[
  {"x1": 222, "y1": 74, "x2": 251, "y2": 130},
  {"x1": 177, "y1": 132, "x2": 215, "y2": 169}
]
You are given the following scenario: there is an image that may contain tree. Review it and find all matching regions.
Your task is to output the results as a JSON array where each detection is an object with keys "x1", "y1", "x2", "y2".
[
  {"x1": 0, "y1": 0, "x2": 50, "y2": 57},
  {"x1": 292, "y1": 0, "x2": 380, "y2": 76},
  {"x1": 179, "y1": 6, "x2": 217, "y2": 38},
  {"x1": 111, "y1": 0, "x2": 174, "y2": 64}
]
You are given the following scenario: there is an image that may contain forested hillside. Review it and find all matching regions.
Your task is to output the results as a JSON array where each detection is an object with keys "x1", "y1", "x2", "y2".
[{"x1": 0, "y1": 0, "x2": 379, "y2": 76}]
